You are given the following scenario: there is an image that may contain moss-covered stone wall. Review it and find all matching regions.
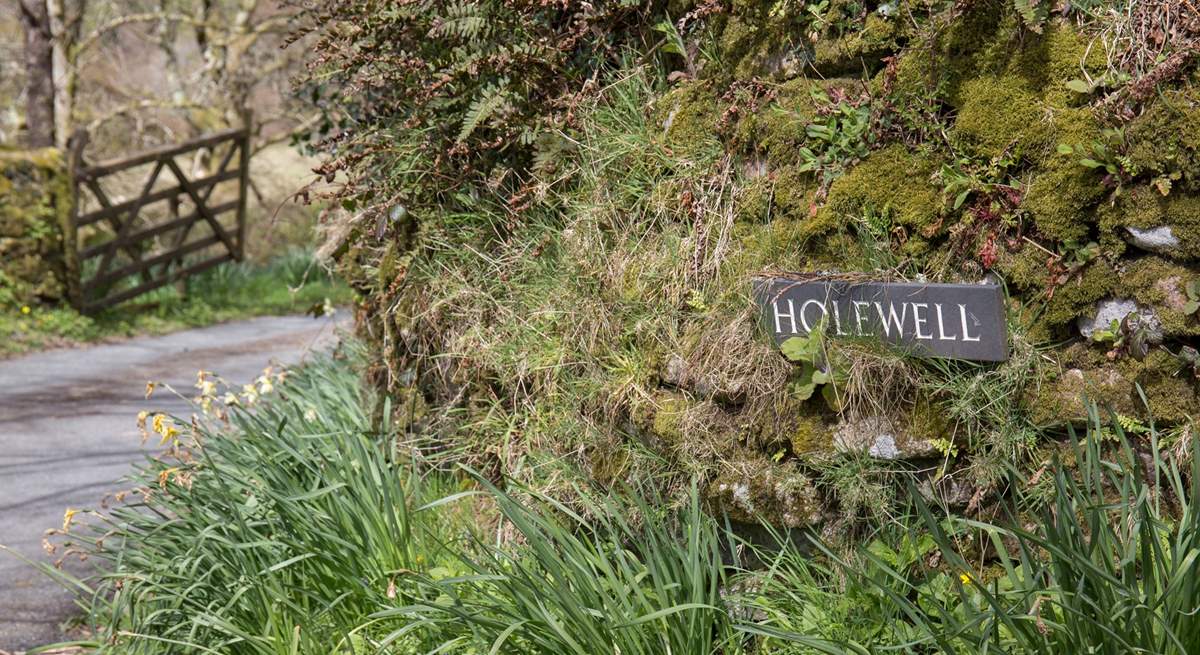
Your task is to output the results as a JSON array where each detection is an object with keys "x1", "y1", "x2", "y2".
[
  {"x1": 0, "y1": 148, "x2": 76, "y2": 308},
  {"x1": 322, "y1": 0, "x2": 1200, "y2": 535}
]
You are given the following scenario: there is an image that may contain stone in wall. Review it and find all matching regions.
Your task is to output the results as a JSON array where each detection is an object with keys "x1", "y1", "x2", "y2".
[{"x1": 0, "y1": 148, "x2": 75, "y2": 307}]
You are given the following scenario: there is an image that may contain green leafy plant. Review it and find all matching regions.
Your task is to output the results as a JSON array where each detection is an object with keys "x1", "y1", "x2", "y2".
[
  {"x1": 780, "y1": 320, "x2": 844, "y2": 409},
  {"x1": 1058, "y1": 238, "x2": 1100, "y2": 273},
  {"x1": 374, "y1": 480, "x2": 742, "y2": 655},
  {"x1": 798, "y1": 92, "x2": 875, "y2": 186},
  {"x1": 1183, "y1": 280, "x2": 1200, "y2": 316},
  {"x1": 802, "y1": 406, "x2": 1200, "y2": 654},
  {"x1": 1057, "y1": 128, "x2": 1139, "y2": 192},
  {"x1": 38, "y1": 347, "x2": 459, "y2": 654}
]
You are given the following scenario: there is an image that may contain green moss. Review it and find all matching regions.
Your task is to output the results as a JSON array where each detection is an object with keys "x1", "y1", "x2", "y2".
[
  {"x1": 995, "y1": 241, "x2": 1049, "y2": 292},
  {"x1": 1128, "y1": 350, "x2": 1200, "y2": 423},
  {"x1": 745, "y1": 78, "x2": 856, "y2": 170},
  {"x1": 1038, "y1": 259, "x2": 1116, "y2": 336},
  {"x1": 790, "y1": 414, "x2": 833, "y2": 455},
  {"x1": 1163, "y1": 194, "x2": 1200, "y2": 259},
  {"x1": 1023, "y1": 108, "x2": 1106, "y2": 242},
  {"x1": 1125, "y1": 86, "x2": 1200, "y2": 190},
  {"x1": 904, "y1": 397, "x2": 953, "y2": 443},
  {"x1": 817, "y1": 144, "x2": 942, "y2": 254},
  {"x1": 654, "y1": 81, "x2": 722, "y2": 157},
  {"x1": 651, "y1": 391, "x2": 689, "y2": 444},
  {"x1": 0, "y1": 149, "x2": 72, "y2": 307},
  {"x1": 1041, "y1": 24, "x2": 1107, "y2": 108},
  {"x1": 952, "y1": 75, "x2": 1048, "y2": 159},
  {"x1": 811, "y1": 14, "x2": 903, "y2": 77},
  {"x1": 1121, "y1": 257, "x2": 1199, "y2": 337},
  {"x1": 1025, "y1": 364, "x2": 1136, "y2": 427}
]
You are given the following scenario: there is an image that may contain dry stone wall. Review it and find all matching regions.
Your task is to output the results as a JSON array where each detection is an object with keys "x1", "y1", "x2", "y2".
[
  {"x1": 0, "y1": 148, "x2": 76, "y2": 308},
  {"x1": 326, "y1": 0, "x2": 1200, "y2": 532}
]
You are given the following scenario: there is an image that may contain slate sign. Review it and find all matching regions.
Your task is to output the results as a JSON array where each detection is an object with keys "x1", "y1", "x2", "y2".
[{"x1": 754, "y1": 276, "x2": 1008, "y2": 362}]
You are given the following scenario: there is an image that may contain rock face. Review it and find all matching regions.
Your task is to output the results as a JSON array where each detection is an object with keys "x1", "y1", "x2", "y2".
[
  {"x1": 320, "y1": 0, "x2": 1200, "y2": 536},
  {"x1": 832, "y1": 414, "x2": 941, "y2": 460},
  {"x1": 1126, "y1": 226, "x2": 1180, "y2": 254},
  {"x1": 0, "y1": 149, "x2": 75, "y2": 307},
  {"x1": 1077, "y1": 299, "x2": 1164, "y2": 344}
]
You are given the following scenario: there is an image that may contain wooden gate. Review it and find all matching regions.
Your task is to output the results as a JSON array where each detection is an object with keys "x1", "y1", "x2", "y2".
[{"x1": 70, "y1": 123, "x2": 250, "y2": 313}]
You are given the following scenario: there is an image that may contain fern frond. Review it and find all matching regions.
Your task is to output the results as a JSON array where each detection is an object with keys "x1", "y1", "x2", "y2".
[{"x1": 458, "y1": 81, "x2": 511, "y2": 142}]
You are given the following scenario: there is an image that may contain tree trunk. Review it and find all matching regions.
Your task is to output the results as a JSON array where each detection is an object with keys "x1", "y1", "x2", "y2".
[
  {"x1": 47, "y1": 0, "x2": 83, "y2": 149},
  {"x1": 18, "y1": 0, "x2": 55, "y2": 147}
]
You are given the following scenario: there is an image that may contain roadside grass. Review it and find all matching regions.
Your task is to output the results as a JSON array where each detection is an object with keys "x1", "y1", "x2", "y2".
[
  {"x1": 46, "y1": 345, "x2": 463, "y2": 654},
  {"x1": 0, "y1": 249, "x2": 350, "y2": 358},
  {"x1": 42, "y1": 344, "x2": 1200, "y2": 654}
]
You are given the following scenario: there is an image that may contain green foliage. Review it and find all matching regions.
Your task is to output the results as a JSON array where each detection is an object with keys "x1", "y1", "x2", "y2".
[
  {"x1": 298, "y1": 0, "x2": 660, "y2": 228},
  {"x1": 1183, "y1": 279, "x2": 1200, "y2": 316},
  {"x1": 376, "y1": 481, "x2": 740, "y2": 655},
  {"x1": 1057, "y1": 128, "x2": 1140, "y2": 193},
  {"x1": 44, "y1": 347, "x2": 460, "y2": 653},
  {"x1": 0, "y1": 250, "x2": 350, "y2": 359},
  {"x1": 797, "y1": 92, "x2": 875, "y2": 187},
  {"x1": 780, "y1": 322, "x2": 843, "y2": 409}
]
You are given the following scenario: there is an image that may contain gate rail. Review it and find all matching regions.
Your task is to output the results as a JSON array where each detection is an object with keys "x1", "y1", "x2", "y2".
[{"x1": 70, "y1": 121, "x2": 250, "y2": 313}]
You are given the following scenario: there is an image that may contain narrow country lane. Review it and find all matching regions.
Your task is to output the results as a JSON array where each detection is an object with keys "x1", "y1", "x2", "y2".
[{"x1": 0, "y1": 314, "x2": 347, "y2": 651}]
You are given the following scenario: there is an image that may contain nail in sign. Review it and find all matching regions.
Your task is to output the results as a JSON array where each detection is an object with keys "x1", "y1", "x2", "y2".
[{"x1": 754, "y1": 276, "x2": 1008, "y2": 362}]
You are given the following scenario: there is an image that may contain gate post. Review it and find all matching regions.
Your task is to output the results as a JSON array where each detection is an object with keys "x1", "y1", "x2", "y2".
[
  {"x1": 235, "y1": 109, "x2": 253, "y2": 262},
  {"x1": 64, "y1": 129, "x2": 89, "y2": 310}
]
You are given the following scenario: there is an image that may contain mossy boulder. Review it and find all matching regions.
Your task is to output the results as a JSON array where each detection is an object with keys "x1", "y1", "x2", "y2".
[
  {"x1": 706, "y1": 452, "x2": 821, "y2": 528},
  {"x1": 0, "y1": 149, "x2": 75, "y2": 308},
  {"x1": 816, "y1": 144, "x2": 943, "y2": 257},
  {"x1": 952, "y1": 75, "x2": 1049, "y2": 159}
]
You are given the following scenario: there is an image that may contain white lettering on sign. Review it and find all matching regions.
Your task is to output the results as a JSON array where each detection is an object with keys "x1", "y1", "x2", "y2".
[
  {"x1": 772, "y1": 299, "x2": 987, "y2": 342},
  {"x1": 757, "y1": 277, "x2": 1008, "y2": 362}
]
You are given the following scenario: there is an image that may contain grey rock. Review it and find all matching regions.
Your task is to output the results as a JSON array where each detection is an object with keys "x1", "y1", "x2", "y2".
[
  {"x1": 1126, "y1": 225, "x2": 1180, "y2": 253},
  {"x1": 832, "y1": 414, "x2": 940, "y2": 460},
  {"x1": 918, "y1": 475, "x2": 978, "y2": 510},
  {"x1": 662, "y1": 354, "x2": 688, "y2": 387},
  {"x1": 1077, "y1": 299, "x2": 1164, "y2": 344}
]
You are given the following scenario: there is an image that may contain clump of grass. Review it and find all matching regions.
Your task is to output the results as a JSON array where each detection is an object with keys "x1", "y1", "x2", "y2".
[
  {"x1": 373, "y1": 480, "x2": 743, "y2": 655},
  {"x1": 766, "y1": 404, "x2": 1200, "y2": 654}
]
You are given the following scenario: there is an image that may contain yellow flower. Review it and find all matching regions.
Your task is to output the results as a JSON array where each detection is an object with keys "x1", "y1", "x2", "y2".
[
  {"x1": 159, "y1": 426, "x2": 180, "y2": 446},
  {"x1": 152, "y1": 413, "x2": 167, "y2": 435},
  {"x1": 20, "y1": 305, "x2": 31, "y2": 315},
  {"x1": 241, "y1": 383, "x2": 259, "y2": 405},
  {"x1": 960, "y1": 572, "x2": 974, "y2": 586},
  {"x1": 62, "y1": 508, "x2": 79, "y2": 531}
]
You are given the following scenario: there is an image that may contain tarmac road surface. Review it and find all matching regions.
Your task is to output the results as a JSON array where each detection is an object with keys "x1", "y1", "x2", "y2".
[{"x1": 0, "y1": 314, "x2": 346, "y2": 651}]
